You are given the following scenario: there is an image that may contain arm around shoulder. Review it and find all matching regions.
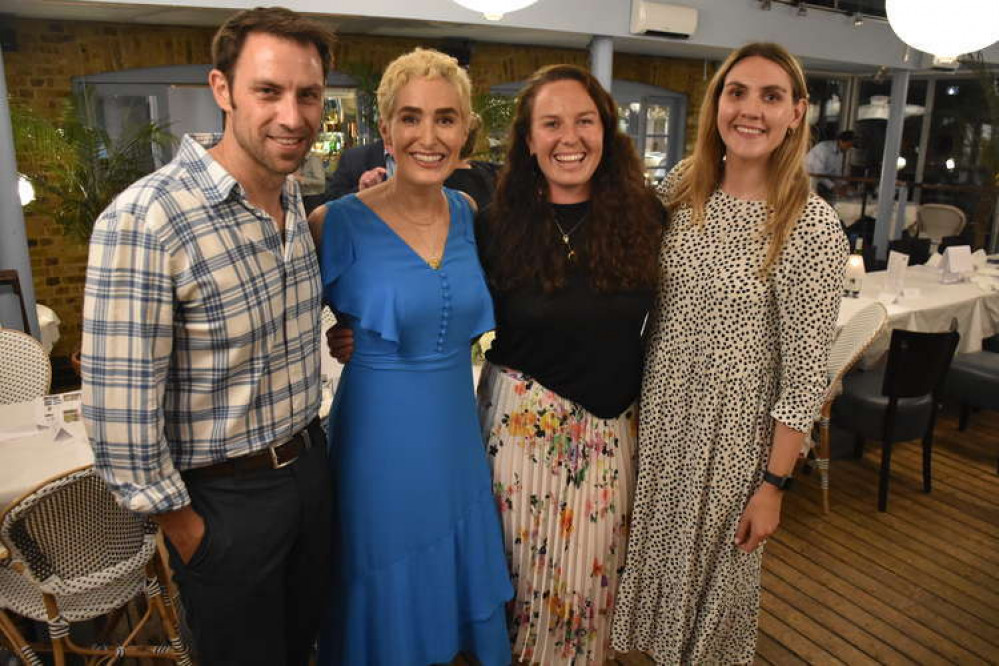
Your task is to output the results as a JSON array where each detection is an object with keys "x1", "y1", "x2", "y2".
[{"x1": 308, "y1": 204, "x2": 328, "y2": 247}]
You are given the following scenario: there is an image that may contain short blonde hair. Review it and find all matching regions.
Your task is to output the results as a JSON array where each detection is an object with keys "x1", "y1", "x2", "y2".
[{"x1": 376, "y1": 48, "x2": 473, "y2": 122}]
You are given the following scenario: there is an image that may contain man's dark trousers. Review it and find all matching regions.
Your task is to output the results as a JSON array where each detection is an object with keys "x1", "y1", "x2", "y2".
[{"x1": 165, "y1": 438, "x2": 331, "y2": 665}]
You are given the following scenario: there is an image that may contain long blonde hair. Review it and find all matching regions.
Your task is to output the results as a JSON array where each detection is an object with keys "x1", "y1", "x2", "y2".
[{"x1": 669, "y1": 42, "x2": 811, "y2": 273}]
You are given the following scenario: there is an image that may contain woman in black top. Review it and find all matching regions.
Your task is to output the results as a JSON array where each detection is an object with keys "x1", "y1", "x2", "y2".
[{"x1": 476, "y1": 64, "x2": 662, "y2": 666}]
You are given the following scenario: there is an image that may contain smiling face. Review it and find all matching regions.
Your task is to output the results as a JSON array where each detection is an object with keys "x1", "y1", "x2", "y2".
[
  {"x1": 526, "y1": 79, "x2": 604, "y2": 204},
  {"x1": 716, "y1": 55, "x2": 805, "y2": 171},
  {"x1": 379, "y1": 76, "x2": 467, "y2": 188},
  {"x1": 209, "y1": 32, "x2": 324, "y2": 187}
]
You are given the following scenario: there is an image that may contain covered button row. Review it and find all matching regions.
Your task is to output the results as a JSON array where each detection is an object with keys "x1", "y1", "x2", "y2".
[{"x1": 437, "y1": 271, "x2": 451, "y2": 352}]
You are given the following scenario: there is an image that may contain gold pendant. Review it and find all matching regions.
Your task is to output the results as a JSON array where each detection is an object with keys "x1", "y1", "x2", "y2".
[
  {"x1": 428, "y1": 256, "x2": 441, "y2": 270},
  {"x1": 567, "y1": 249, "x2": 577, "y2": 262},
  {"x1": 562, "y1": 234, "x2": 570, "y2": 244}
]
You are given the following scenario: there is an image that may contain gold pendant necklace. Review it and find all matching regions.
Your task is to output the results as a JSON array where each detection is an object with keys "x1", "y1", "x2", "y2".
[
  {"x1": 389, "y1": 193, "x2": 447, "y2": 270},
  {"x1": 553, "y1": 213, "x2": 586, "y2": 263}
]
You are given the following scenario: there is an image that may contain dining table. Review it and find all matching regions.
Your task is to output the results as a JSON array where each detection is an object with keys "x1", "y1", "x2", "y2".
[
  {"x1": 0, "y1": 396, "x2": 93, "y2": 510},
  {"x1": 837, "y1": 264, "x2": 999, "y2": 364}
]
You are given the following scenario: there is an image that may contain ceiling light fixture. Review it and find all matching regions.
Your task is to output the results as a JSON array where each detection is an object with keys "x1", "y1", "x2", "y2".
[
  {"x1": 853, "y1": 12, "x2": 863, "y2": 27},
  {"x1": 451, "y1": 0, "x2": 539, "y2": 21},
  {"x1": 886, "y1": 0, "x2": 999, "y2": 58}
]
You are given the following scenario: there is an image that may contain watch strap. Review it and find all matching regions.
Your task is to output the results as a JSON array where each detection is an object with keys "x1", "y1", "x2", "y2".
[{"x1": 762, "y1": 470, "x2": 794, "y2": 491}]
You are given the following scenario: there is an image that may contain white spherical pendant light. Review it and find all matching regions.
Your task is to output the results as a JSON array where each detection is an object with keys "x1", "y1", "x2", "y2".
[
  {"x1": 451, "y1": 0, "x2": 539, "y2": 21},
  {"x1": 886, "y1": 0, "x2": 999, "y2": 58}
]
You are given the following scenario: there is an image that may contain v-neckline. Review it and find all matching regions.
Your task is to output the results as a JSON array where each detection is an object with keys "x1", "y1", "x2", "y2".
[{"x1": 356, "y1": 191, "x2": 455, "y2": 271}]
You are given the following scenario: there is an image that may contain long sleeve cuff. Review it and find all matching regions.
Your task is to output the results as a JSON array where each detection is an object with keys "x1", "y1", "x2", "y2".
[{"x1": 94, "y1": 465, "x2": 192, "y2": 515}]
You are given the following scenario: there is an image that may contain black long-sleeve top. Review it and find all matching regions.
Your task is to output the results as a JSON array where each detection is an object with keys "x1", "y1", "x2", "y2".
[{"x1": 476, "y1": 201, "x2": 656, "y2": 419}]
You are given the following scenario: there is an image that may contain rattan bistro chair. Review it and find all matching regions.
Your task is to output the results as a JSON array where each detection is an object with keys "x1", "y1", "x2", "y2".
[
  {"x1": 0, "y1": 329, "x2": 50, "y2": 405},
  {"x1": 0, "y1": 467, "x2": 191, "y2": 665},
  {"x1": 806, "y1": 301, "x2": 888, "y2": 513}
]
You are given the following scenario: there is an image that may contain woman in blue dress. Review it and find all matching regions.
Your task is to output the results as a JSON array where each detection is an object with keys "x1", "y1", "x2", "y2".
[{"x1": 307, "y1": 48, "x2": 512, "y2": 666}]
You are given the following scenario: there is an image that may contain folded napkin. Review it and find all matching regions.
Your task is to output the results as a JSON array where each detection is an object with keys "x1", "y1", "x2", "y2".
[
  {"x1": 926, "y1": 252, "x2": 943, "y2": 268},
  {"x1": 972, "y1": 249, "x2": 987, "y2": 269}
]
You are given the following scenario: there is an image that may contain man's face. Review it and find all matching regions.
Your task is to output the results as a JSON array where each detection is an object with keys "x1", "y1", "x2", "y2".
[{"x1": 209, "y1": 32, "x2": 325, "y2": 186}]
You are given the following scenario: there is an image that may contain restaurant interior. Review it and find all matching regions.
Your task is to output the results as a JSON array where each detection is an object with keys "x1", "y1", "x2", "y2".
[{"x1": 1, "y1": 0, "x2": 998, "y2": 663}]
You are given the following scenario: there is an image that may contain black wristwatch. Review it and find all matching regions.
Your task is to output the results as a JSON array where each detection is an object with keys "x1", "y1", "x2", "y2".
[{"x1": 762, "y1": 470, "x2": 794, "y2": 491}]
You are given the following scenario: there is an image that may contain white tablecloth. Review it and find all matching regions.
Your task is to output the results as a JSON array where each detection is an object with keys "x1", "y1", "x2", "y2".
[
  {"x1": 837, "y1": 265, "x2": 999, "y2": 364},
  {"x1": 0, "y1": 401, "x2": 92, "y2": 509}
]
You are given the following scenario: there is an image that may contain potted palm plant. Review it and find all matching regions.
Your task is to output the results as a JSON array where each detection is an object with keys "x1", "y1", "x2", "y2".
[{"x1": 12, "y1": 87, "x2": 175, "y2": 374}]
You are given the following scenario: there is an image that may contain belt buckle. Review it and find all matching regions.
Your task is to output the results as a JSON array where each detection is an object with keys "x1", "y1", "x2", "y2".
[{"x1": 268, "y1": 440, "x2": 298, "y2": 469}]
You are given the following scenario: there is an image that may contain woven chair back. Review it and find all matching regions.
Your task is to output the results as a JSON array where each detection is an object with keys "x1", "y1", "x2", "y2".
[
  {"x1": 321, "y1": 305, "x2": 336, "y2": 331},
  {"x1": 0, "y1": 468, "x2": 156, "y2": 614},
  {"x1": 917, "y1": 203, "x2": 966, "y2": 240},
  {"x1": 826, "y1": 301, "x2": 888, "y2": 391},
  {"x1": 0, "y1": 328, "x2": 51, "y2": 404}
]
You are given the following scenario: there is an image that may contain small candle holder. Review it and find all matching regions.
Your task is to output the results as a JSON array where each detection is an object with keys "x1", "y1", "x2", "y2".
[{"x1": 844, "y1": 254, "x2": 865, "y2": 298}]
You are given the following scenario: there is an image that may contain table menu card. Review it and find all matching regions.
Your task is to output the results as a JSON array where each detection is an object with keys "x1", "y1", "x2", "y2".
[{"x1": 881, "y1": 250, "x2": 909, "y2": 301}]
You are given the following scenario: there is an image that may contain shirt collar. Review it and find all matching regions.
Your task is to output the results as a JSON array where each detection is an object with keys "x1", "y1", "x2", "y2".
[
  {"x1": 175, "y1": 133, "x2": 239, "y2": 206},
  {"x1": 177, "y1": 133, "x2": 298, "y2": 210}
]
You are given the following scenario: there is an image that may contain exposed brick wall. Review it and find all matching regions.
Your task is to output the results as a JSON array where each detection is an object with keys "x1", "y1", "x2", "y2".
[
  {"x1": 6, "y1": 19, "x2": 216, "y2": 357},
  {"x1": 6, "y1": 18, "x2": 710, "y2": 358}
]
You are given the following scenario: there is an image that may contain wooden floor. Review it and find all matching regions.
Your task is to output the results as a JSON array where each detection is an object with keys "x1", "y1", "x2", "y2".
[{"x1": 617, "y1": 406, "x2": 999, "y2": 666}]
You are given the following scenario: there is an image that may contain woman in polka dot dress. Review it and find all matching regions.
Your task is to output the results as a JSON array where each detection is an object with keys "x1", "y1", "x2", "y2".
[{"x1": 611, "y1": 43, "x2": 848, "y2": 665}]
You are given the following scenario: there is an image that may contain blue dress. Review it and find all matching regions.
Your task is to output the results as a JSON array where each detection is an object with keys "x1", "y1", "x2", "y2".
[{"x1": 317, "y1": 189, "x2": 513, "y2": 666}]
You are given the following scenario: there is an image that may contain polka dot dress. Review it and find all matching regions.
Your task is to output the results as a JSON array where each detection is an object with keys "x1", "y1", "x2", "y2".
[{"x1": 610, "y1": 169, "x2": 848, "y2": 665}]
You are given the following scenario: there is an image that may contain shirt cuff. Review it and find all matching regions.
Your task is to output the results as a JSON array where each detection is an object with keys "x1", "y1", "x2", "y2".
[{"x1": 117, "y1": 472, "x2": 192, "y2": 515}]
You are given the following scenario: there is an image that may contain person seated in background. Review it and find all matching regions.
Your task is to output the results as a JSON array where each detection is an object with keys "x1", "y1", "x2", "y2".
[
  {"x1": 325, "y1": 138, "x2": 393, "y2": 200},
  {"x1": 442, "y1": 112, "x2": 499, "y2": 211},
  {"x1": 805, "y1": 129, "x2": 855, "y2": 204},
  {"x1": 297, "y1": 151, "x2": 328, "y2": 214}
]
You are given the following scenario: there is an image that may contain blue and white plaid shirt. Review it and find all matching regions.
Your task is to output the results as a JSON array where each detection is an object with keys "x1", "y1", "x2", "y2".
[{"x1": 82, "y1": 134, "x2": 322, "y2": 514}]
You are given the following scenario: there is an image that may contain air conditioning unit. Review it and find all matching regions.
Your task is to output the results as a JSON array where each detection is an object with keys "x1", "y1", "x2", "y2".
[
  {"x1": 630, "y1": 1, "x2": 698, "y2": 39},
  {"x1": 931, "y1": 55, "x2": 960, "y2": 71}
]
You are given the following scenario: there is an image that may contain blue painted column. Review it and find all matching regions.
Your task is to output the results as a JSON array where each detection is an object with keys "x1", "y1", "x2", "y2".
[
  {"x1": 873, "y1": 69, "x2": 910, "y2": 263},
  {"x1": 0, "y1": 46, "x2": 40, "y2": 337},
  {"x1": 588, "y1": 36, "x2": 613, "y2": 91}
]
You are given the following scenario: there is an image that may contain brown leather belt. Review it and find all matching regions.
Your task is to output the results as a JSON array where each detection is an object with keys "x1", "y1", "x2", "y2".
[{"x1": 183, "y1": 418, "x2": 323, "y2": 481}]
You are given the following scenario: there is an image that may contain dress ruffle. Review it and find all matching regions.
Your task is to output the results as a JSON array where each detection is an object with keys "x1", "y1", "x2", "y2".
[{"x1": 322, "y1": 487, "x2": 512, "y2": 666}]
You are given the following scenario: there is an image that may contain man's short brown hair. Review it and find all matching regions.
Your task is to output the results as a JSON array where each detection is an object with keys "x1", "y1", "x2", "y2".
[{"x1": 212, "y1": 7, "x2": 335, "y2": 84}]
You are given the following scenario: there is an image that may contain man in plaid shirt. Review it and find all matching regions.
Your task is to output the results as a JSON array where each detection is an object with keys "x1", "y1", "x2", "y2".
[{"x1": 82, "y1": 8, "x2": 335, "y2": 664}]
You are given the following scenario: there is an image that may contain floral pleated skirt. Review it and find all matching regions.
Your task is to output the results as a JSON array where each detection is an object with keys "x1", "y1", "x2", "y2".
[{"x1": 477, "y1": 363, "x2": 637, "y2": 666}]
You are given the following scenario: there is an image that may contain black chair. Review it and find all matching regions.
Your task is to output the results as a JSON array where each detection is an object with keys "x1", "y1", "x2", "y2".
[
  {"x1": 888, "y1": 237, "x2": 931, "y2": 265},
  {"x1": 945, "y1": 348, "x2": 999, "y2": 474},
  {"x1": 832, "y1": 325, "x2": 960, "y2": 511}
]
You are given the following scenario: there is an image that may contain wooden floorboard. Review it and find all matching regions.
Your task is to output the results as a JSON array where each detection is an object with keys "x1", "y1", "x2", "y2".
[{"x1": 756, "y1": 407, "x2": 999, "y2": 666}]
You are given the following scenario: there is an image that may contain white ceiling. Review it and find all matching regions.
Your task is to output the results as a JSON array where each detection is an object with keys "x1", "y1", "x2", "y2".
[
  {"x1": 3, "y1": 0, "x2": 992, "y2": 75},
  {"x1": 0, "y1": 0, "x2": 831, "y2": 69}
]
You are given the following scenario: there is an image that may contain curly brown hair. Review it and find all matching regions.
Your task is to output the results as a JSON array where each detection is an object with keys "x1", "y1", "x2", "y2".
[{"x1": 481, "y1": 65, "x2": 663, "y2": 293}]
